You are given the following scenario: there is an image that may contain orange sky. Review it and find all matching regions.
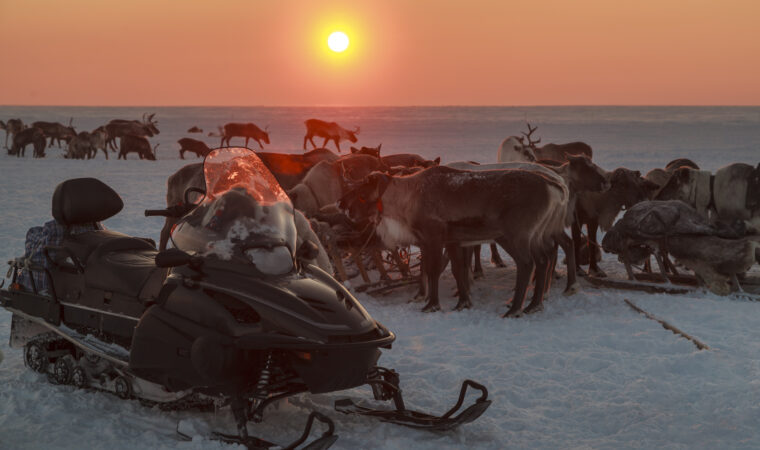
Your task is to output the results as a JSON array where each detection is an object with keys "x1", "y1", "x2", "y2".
[{"x1": 1, "y1": 0, "x2": 759, "y2": 106}]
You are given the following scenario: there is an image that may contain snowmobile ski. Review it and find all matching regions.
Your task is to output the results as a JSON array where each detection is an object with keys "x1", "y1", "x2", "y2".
[
  {"x1": 335, "y1": 367, "x2": 491, "y2": 431},
  {"x1": 177, "y1": 411, "x2": 338, "y2": 450}
]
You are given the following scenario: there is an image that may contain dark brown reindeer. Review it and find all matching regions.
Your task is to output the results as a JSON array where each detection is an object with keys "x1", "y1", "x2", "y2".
[
  {"x1": 10, "y1": 127, "x2": 46, "y2": 158},
  {"x1": 105, "y1": 113, "x2": 159, "y2": 150},
  {"x1": 303, "y1": 119, "x2": 359, "y2": 152},
  {"x1": 220, "y1": 122, "x2": 270, "y2": 149},
  {"x1": 498, "y1": 123, "x2": 593, "y2": 163},
  {"x1": 573, "y1": 168, "x2": 659, "y2": 277},
  {"x1": 32, "y1": 119, "x2": 76, "y2": 148},
  {"x1": 118, "y1": 134, "x2": 157, "y2": 160},
  {"x1": 178, "y1": 137, "x2": 211, "y2": 159},
  {"x1": 2, "y1": 118, "x2": 26, "y2": 149},
  {"x1": 340, "y1": 166, "x2": 570, "y2": 317}
]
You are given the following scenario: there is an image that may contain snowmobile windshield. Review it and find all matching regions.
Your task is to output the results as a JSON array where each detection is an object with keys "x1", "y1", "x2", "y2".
[{"x1": 171, "y1": 147, "x2": 297, "y2": 275}]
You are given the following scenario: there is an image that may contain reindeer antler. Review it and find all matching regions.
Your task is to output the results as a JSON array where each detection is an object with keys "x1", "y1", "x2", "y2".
[{"x1": 521, "y1": 122, "x2": 541, "y2": 147}]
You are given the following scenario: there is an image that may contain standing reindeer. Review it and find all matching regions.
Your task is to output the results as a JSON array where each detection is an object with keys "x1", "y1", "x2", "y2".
[
  {"x1": 3, "y1": 118, "x2": 26, "y2": 149},
  {"x1": 220, "y1": 122, "x2": 270, "y2": 149},
  {"x1": 105, "y1": 113, "x2": 159, "y2": 150},
  {"x1": 303, "y1": 119, "x2": 359, "y2": 152},
  {"x1": 32, "y1": 119, "x2": 77, "y2": 148},
  {"x1": 10, "y1": 127, "x2": 46, "y2": 158},
  {"x1": 118, "y1": 134, "x2": 158, "y2": 160},
  {"x1": 498, "y1": 123, "x2": 593, "y2": 163}
]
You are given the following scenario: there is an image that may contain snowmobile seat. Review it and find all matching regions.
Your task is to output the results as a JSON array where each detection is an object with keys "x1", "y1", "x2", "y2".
[
  {"x1": 48, "y1": 177, "x2": 166, "y2": 300},
  {"x1": 84, "y1": 242, "x2": 166, "y2": 299}
]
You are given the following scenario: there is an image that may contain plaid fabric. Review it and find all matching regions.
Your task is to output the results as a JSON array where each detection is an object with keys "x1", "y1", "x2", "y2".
[{"x1": 16, "y1": 220, "x2": 103, "y2": 294}]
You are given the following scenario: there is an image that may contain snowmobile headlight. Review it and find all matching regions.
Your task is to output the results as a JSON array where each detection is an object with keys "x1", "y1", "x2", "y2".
[{"x1": 244, "y1": 246, "x2": 294, "y2": 275}]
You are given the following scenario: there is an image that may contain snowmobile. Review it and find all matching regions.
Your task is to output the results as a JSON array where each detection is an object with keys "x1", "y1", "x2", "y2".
[{"x1": 0, "y1": 147, "x2": 491, "y2": 449}]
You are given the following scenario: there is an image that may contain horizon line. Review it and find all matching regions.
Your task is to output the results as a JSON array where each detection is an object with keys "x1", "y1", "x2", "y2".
[{"x1": 2, "y1": 104, "x2": 760, "y2": 108}]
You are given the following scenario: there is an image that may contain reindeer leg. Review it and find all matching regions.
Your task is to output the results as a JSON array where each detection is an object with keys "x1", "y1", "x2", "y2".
[
  {"x1": 473, "y1": 245, "x2": 484, "y2": 279},
  {"x1": 257, "y1": 139, "x2": 264, "y2": 150},
  {"x1": 571, "y1": 219, "x2": 588, "y2": 277},
  {"x1": 323, "y1": 137, "x2": 330, "y2": 149},
  {"x1": 448, "y1": 244, "x2": 472, "y2": 311},
  {"x1": 351, "y1": 248, "x2": 371, "y2": 283},
  {"x1": 490, "y1": 243, "x2": 506, "y2": 267},
  {"x1": 335, "y1": 140, "x2": 342, "y2": 153},
  {"x1": 497, "y1": 238, "x2": 532, "y2": 318},
  {"x1": 371, "y1": 249, "x2": 391, "y2": 281},
  {"x1": 524, "y1": 246, "x2": 551, "y2": 315},
  {"x1": 327, "y1": 239, "x2": 349, "y2": 282},
  {"x1": 555, "y1": 232, "x2": 579, "y2": 295},
  {"x1": 587, "y1": 219, "x2": 606, "y2": 277},
  {"x1": 421, "y1": 243, "x2": 444, "y2": 312}
]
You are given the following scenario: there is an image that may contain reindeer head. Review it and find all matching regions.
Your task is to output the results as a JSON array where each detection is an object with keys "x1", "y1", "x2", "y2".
[
  {"x1": 346, "y1": 126, "x2": 360, "y2": 143},
  {"x1": 144, "y1": 113, "x2": 160, "y2": 136},
  {"x1": 566, "y1": 155, "x2": 609, "y2": 192},
  {"x1": 499, "y1": 136, "x2": 536, "y2": 162},
  {"x1": 339, "y1": 171, "x2": 391, "y2": 224},
  {"x1": 262, "y1": 125, "x2": 271, "y2": 144}
]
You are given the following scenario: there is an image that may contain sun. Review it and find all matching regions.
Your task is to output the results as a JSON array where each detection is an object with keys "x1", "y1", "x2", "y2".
[{"x1": 328, "y1": 31, "x2": 349, "y2": 53}]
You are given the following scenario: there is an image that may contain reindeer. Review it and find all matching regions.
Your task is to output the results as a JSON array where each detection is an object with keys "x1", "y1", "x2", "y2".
[
  {"x1": 105, "y1": 113, "x2": 159, "y2": 150},
  {"x1": 340, "y1": 166, "x2": 571, "y2": 316},
  {"x1": 303, "y1": 119, "x2": 359, "y2": 152},
  {"x1": 10, "y1": 127, "x2": 46, "y2": 158},
  {"x1": 447, "y1": 156, "x2": 610, "y2": 291},
  {"x1": 65, "y1": 131, "x2": 95, "y2": 159},
  {"x1": 31, "y1": 119, "x2": 76, "y2": 148},
  {"x1": 118, "y1": 134, "x2": 157, "y2": 160},
  {"x1": 3, "y1": 119, "x2": 26, "y2": 149},
  {"x1": 86, "y1": 126, "x2": 109, "y2": 159},
  {"x1": 499, "y1": 123, "x2": 593, "y2": 163},
  {"x1": 178, "y1": 137, "x2": 211, "y2": 159},
  {"x1": 220, "y1": 122, "x2": 270, "y2": 149}
]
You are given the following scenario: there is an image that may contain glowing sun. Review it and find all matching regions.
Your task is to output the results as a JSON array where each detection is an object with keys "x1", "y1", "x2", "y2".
[{"x1": 328, "y1": 31, "x2": 349, "y2": 53}]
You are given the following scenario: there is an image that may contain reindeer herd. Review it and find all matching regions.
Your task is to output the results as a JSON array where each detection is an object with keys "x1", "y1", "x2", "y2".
[
  {"x1": 4, "y1": 111, "x2": 757, "y2": 315},
  {"x1": 2, "y1": 115, "x2": 364, "y2": 161},
  {"x1": 0, "y1": 114, "x2": 160, "y2": 160}
]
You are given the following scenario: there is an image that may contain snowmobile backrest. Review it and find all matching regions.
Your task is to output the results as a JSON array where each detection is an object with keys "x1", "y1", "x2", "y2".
[{"x1": 52, "y1": 178, "x2": 124, "y2": 226}]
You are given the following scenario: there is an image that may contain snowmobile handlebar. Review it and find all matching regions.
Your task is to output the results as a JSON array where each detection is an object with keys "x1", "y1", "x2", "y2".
[{"x1": 144, "y1": 203, "x2": 196, "y2": 218}]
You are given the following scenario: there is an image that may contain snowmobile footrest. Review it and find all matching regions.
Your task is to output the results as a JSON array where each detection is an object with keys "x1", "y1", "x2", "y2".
[{"x1": 335, "y1": 379, "x2": 491, "y2": 431}]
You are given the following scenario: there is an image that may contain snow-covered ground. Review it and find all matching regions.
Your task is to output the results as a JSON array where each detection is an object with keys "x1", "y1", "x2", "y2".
[{"x1": 1, "y1": 112, "x2": 760, "y2": 449}]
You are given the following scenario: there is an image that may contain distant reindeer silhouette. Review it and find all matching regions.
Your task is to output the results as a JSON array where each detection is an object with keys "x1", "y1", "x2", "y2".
[
  {"x1": 303, "y1": 119, "x2": 359, "y2": 152},
  {"x1": 3, "y1": 118, "x2": 26, "y2": 149},
  {"x1": 105, "y1": 113, "x2": 159, "y2": 150},
  {"x1": 220, "y1": 122, "x2": 270, "y2": 149}
]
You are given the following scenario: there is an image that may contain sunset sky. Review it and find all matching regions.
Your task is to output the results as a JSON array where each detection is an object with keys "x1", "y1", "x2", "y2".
[{"x1": 1, "y1": 0, "x2": 758, "y2": 106}]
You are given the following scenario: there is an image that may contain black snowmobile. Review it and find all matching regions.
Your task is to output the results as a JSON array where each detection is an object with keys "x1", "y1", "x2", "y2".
[{"x1": 0, "y1": 147, "x2": 491, "y2": 449}]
